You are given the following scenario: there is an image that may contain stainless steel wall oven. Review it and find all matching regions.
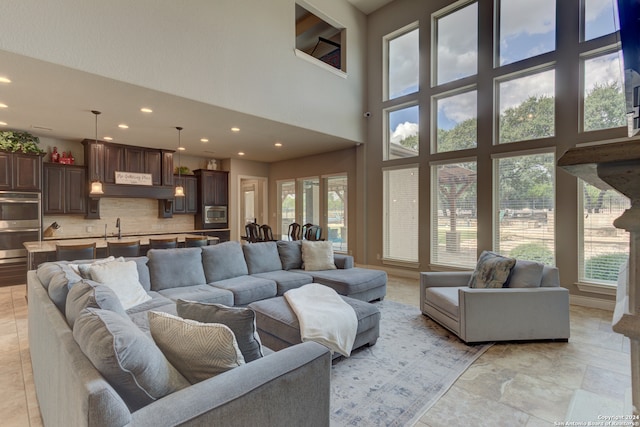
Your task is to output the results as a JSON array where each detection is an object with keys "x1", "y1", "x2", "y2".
[{"x1": 0, "y1": 191, "x2": 41, "y2": 286}]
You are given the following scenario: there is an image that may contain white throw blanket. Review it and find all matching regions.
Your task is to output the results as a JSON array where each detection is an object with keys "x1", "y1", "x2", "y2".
[{"x1": 284, "y1": 284, "x2": 358, "y2": 357}]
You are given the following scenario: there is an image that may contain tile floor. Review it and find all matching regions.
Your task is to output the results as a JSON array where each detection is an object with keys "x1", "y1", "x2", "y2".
[{"x1": 0, "y1": 276, "x2": 632, "y2": 427}]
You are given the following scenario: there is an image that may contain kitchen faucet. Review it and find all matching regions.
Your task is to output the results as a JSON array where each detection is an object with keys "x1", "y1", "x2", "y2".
[{"x1": 116, "y1": 218, "x2": 121, "y2": 240}]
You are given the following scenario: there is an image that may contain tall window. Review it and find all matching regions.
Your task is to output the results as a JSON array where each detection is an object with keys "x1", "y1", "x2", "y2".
[
  {"x1": 434, "y1": 1, "x2": 478, "y2": 85},
  {"x1": 326, "y1": 175, "x2": 348, "y2": 252},
  {"x1": 582, "y1": 50, "x2": 626, "y2": 132},
  {"x1": 497, "y1": 69, "x2": 555, "y2": 144},
  {"x1": 434, "y1": 89, "x2": 477, "y2": 153},
  {"x1": 385, "y1": 103, "x2": 419, "y2": 160},
  {"x1": 431, "y1": 161, "x2": 477, "y2": 268},
  {"x1": 386, "y1": 25, "x2": 419, "y2": 100},
  {"x1": 300, "y1": 177, "x2": 320, "y2": 226},
  {"x1": 579, "y1": 180, "x2": 630, "y2": 284},
  {"x1": 495, "y1": 151, "x2": 555, "y2": 265},
  {"x1": 383, "y1": 167, "x2": 419, "y2": 262},
  {"x1": 278, "y1": 180, "x2": 296, "y2": 235},
  {"x1": 498, "y1": 0, "x2": 556, "y2": 66}
]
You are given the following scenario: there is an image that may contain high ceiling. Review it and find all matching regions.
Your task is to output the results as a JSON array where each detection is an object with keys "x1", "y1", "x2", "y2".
[{"x1": 0, "y1": 0, "x2": 393, "y2": 162}]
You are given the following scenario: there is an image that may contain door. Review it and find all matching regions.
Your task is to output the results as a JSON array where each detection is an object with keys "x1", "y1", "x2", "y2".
[{"x1": 240, "y1": 178, "x2": 267, "y2": 237}]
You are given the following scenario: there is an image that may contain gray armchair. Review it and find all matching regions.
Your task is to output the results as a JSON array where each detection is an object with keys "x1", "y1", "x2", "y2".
[{"x1": 420, "y1": 265, "x2": 570, "y2": 343}]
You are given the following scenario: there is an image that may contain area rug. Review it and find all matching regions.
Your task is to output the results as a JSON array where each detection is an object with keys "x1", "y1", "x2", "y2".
[{"x1": 330, "y1": 300, "x2": 492, "y2": 426}]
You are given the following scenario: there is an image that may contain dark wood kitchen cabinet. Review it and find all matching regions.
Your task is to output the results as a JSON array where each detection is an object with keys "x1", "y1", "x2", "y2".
[
  {"x1": 124, "y1": 147, "x2": 145, "y2": 173},
  {"x1": 195, "y1": 169, "x2": 228, "y2": 206},
  {"x1": 173, "y1": 175, "x2": 197, "y2": 214},
  {"x1": 145, "y1": 150, "x2": 162, "y2": 185},
  {"x1": 103, "y1": 144, "x2": 124, "y2": 184},
  {"x1": 43, "y1": 163, "x2": 86, "y2": 214},
  {"x1": 0, "y1": 152, "x2": 42, "y2": 191}
]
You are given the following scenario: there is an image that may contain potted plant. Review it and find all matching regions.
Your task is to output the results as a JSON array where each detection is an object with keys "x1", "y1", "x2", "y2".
[{"x1": 0, "y1": 131, "x2": 46, "y2": 155}]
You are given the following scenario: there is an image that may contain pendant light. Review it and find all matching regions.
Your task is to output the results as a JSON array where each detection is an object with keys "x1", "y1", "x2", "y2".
[
  {"x1": 174, "y1": 127, "x2": 185, "y2": 198},
  {"x1": 89, "y1": 110, "x2": 104, "y2": 195}
]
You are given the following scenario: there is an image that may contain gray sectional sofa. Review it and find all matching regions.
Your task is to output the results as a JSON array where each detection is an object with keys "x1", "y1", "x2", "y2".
[{"x1": 28, "y1": 240, "x2": 387, "y2": 427}]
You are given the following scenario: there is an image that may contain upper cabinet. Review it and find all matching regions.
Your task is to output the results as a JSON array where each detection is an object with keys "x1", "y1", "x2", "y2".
[
  {"x1": 173, "y1": 175, "x2": 197, "y2": 214},
  {"x1": 81, "y1": 140, "x2": 175, "y2": 219},
  {"x1": 0, "y1": 152, "x2": 42, "y2": 191},
  {"x1": 43, "y1": 163, "x2": 86, "y2": 214},
  {"x1": 82, "y1": 139, "x2": 174, "y2": 195},
  {"x1": 196, "y1": 169, "x2": 228, "y2": 206}
]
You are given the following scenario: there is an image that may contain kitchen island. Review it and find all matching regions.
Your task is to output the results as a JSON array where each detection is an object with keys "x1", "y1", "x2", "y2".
[{"x1": 24, "y1": 233, "x2": 220, "y2": 270}]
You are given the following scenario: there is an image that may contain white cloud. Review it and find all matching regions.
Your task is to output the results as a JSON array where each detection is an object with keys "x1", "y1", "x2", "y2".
[
  {"x1": 389, "y1": 29, "x2": 419, "y2": 96},
  {"x1": 500, "y1": 0, "x2": 555, "y2": 37},
  {"x1": 391, "y1": 122, "x2": 419, "y2": 144},
  {"x1": 439, "y1": 91, "x2": 477, "y2": 124},
  {"x1": 585, "y1": 52, "x2": 623, "y2": 92},
  {"x1": 585, "y1": 0, "x2": 615, "y2": 22},
  {"x1": 437, "y1": 3, "x2": 478, "y2": 83},
  {"x1": 499, "y1": 69, "x2": 555, "y2": 112}
]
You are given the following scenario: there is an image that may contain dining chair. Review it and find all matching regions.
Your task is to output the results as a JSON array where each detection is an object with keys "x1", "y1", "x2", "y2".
[
  {"x1": 148, "y1": 237, "x2": 178, "y2": 249},
  {"x1": 305, "y1": 225, "x2": 323, "y2": 241},
  {"x1": 56, "y1": 242, "x2": 97, "y2": 261},
  {"x1": 107, "y1": 240, "x2": 140, "y2": 257},
  {"x1": 260, "y1": 224, "x2": 276, "y2": 241},
  {"x1": 185, "y1": 236, "x2": 209, "y2": 247},
  {"x1": 301, "y1": 223, "x2": 314, "y2": 240},
  {"x1": 245, "y1": 223, "x2": 262, "y2": 243},
  {"x1": 287, "y1": 222, "x2": 302, "y2": 241}
]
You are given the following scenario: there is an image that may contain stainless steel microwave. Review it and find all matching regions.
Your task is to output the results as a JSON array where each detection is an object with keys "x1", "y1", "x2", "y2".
[{"x1": 204, "y1": 206, "x2": 227, "y2": 224}]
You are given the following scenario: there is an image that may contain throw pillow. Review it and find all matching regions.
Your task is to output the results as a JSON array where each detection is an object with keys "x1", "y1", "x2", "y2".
[
  {"x1": 148, "y1": 311, "x2": 245, "y2": 384},
  {"x1": 301, "y1": 241, "x2": 337, "y2": 271},
  {"x1": 70, "y1": 256, "x2": 118, "y2": 279},
  {"x1": 201, "y1": 241, "x2": 249, "y2": 282},
  {"x1": 147, "y1": 248, "x2": 207, "y2": 291},
  {"x1": 88, "y1": 260, "x2": 151, "y2": 310},
  {"x1": 176, "y1": 299, "x2": 264, "y2": 362},
  {"x1": 73, "y1": 308, "x2": 189, "y2": 412},
  {"x1": 277, "y1": 240, "x2": 303, "y2": 270},
  {"x1": 65, "y1": 279, "x2": 128, "y2": 328},
  {"x1": 468, "y1": 251, "x2": 516, "y2": 289},
  {"x1": 506, "y1": 260, "x2": 544, "y2": 288},
  {"x1": 242, "y1": 242, "x2": 282, "y2": 274}
]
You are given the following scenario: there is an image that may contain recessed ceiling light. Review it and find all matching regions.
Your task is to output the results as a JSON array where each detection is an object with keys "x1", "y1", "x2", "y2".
[
  {"x1": 0, "y1": 121, "x2": 7, "y2": 126},
  {"x1": 118, "y1": 124, "x2": 129, "y2": 129},
  {"x1": 0, "y1": 103, "x2": 7, "y2": 109},
  {"x1": 104, "y1": 136, "x2": 113, "y2": 141},
  {"x1": 177, "y1": 146, "x2": 186, "y2": 151},
  {"x1": 200, "y1": 138, "x2": 209, "y2": 143},
  {"x1": 274, "y1": 142, "x2": 283, "y2": 147},
  {"x1": 0, "y1": 77, "x2": 10, "y2": 84},
  {"x1": 140, "y1": 107, "x2": 153, "y2": 113},
  {"x1": 231, "y1": 127, "x2": 240, "y2": 132},
  {"x1": 238, "y1": 151, "x2": 245, "y2": 156}
]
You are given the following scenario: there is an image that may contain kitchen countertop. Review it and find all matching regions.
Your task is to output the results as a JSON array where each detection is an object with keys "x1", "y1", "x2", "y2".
[{"x1": 24, "y1": 233, "x2": 219, "y2": 253}]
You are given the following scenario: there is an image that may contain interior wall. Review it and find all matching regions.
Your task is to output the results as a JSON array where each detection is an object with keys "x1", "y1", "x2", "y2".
[
  {"x1": 226, "y1": 159, "x2": 271, "y2": 241},
  {"x1": 269, "y1": 147, "x2": 358, "y2": 255},
  {"x1": 0, "y1": 0, "x2": 367, "y2": 143}
]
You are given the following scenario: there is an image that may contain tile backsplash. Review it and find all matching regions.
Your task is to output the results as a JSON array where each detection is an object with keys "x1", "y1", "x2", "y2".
[{"x1": 43, "y1": 198, "x2": 195, "y2": 239}]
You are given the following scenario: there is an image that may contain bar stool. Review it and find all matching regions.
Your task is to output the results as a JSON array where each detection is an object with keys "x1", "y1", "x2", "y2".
[
  {"x1": 107, "y1": 240, "x2": 140, "y2": 257},
  {"x1": 148, "y1": 237, "x2": 178, "y2": 249},
  {"x1": 56, "y1": 243, "x2": 97, "y2": 261},
  {"x1": 185, "y1": 236, "x2": 208, "y2": 247}
]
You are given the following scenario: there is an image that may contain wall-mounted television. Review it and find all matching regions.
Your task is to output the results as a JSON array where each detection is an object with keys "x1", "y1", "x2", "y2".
[{"x1": 617, "y1": 0, "x2": 640, "y2": 136}]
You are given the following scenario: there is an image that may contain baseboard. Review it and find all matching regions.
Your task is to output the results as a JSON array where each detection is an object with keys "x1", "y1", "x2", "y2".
[{"x1": 570, "y1": 294, "x2": 615, "y2": 311}]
